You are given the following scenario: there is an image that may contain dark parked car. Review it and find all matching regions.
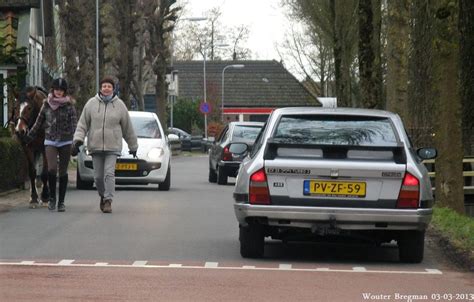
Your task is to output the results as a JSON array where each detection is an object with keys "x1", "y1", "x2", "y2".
[
  {"x1": 167, "y1": 127, "x2": 202, "y2": 151},
  {"x1": 209, "y1": 121, "x2": 264, "y2": 185}
]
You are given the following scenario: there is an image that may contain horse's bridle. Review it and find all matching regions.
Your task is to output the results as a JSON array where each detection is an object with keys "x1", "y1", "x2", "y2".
[{"x1": 14, "y1": 87, "x2": 40, "y2": 130}]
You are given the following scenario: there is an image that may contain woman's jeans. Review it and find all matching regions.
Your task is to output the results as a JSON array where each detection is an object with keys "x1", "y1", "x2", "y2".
[{"x1": 92, "y1": 153, "x2": 117, "y2": 201}]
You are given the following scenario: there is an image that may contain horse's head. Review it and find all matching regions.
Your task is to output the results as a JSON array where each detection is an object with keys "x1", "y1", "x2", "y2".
[{"x1": 14, "y1": 87, "x2": 46, "y2": 136}]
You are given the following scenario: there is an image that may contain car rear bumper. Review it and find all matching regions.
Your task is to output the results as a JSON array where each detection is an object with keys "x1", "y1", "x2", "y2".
[
  {"x1": 234, "y1": 203, "x2": 432, "y2": 231},
  {"x1": 218, "y1": 161, "x2": 241, "y2": 176}
]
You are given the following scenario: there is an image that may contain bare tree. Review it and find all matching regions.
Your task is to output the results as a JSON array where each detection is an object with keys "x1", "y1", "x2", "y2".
[
  {"x1": 228, "y1": 25, "x2": 252, "y2": 60},
  {"x1": 173, "y1": 6, "x2": 252, "y2": 61},
  {"x1": 285, "y1": 0, "x2": 358, "y2": 105},
  {"x1": 142, "y1": 0, "x2": 181, "y2": 128},
  {"x1": 277, "y1": 24, "x2": 333, "y2": 96}
]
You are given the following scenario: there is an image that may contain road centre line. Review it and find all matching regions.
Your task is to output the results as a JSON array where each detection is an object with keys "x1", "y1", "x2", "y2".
[
  {"x1": 0, "y1": 262, "x2": 443, "y2": 275},
  {"x1": 58, "y1": 259, "x2": 75, "y2": 265}
]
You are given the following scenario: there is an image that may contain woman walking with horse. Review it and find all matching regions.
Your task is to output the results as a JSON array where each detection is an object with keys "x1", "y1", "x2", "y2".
[{"x1": 26, "y1": 78, "x2": 77, "y2": 212}]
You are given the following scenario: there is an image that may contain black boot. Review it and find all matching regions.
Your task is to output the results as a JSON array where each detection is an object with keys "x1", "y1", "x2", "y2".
[
  {"x1": 57, "y1": 175, "x2": 68, "y2": 212},
  {"x1": 48, "y1": 172, "x2": 57, "y2": 211}
]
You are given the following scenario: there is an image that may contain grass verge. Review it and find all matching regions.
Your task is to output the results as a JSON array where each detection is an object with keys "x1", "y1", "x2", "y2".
[{"x1": 429, "y1": 206, "x2": 474, "y2": 270}]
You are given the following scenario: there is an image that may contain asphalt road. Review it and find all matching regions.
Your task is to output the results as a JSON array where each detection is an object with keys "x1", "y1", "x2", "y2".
[{"x1": 0, "y1": 154, "x2": 473, "y2": 301}]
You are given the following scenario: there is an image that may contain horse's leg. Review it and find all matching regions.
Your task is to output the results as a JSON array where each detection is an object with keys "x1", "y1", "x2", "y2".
[
  {"x1": 25, "y1": 147, "x2": 38, "y2": 209},
  {"x1": 40, "y1": 150, "x2": 50, "y2": 204}
]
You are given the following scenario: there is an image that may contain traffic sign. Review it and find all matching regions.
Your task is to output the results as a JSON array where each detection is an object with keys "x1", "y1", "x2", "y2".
[{"x1": 199, "y1": 102, "x2": 211, "y2": 114}]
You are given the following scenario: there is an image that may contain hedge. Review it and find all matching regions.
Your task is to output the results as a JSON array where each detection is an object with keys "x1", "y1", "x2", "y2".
[{"x1": 0, "y1": 137, "x2": 27, "y2": 192}]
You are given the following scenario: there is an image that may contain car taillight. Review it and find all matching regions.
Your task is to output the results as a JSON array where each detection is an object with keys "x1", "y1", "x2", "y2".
[
  {"x1": 397, "y1": 172, "x2": 420, "y2": 208},
  {"x1": 249, "y1": 168, "x2": 271, "y2": 204},
  {"x1": 222, "y1": 146, "x2": 232, "y2": 161}
]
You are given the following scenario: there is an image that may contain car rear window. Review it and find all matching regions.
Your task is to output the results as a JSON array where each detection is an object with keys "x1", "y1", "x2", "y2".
[
  {"x1": 232, "y1": 125, "x2": 262, "y2": 142},
  {"x1": 273, "y1": 115, "x2": 398, "y2": 146},
  {"x1": 132, "y1": 117, "x2": 161, "y2": 139}
]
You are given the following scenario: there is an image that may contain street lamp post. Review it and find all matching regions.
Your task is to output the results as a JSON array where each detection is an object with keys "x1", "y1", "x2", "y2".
[
  {"x1": 169, "y1": 70, "x2": 179, "y2": 128},
  {"x1": 221, "y1": 64, "x2": 245, "y2": 122}
]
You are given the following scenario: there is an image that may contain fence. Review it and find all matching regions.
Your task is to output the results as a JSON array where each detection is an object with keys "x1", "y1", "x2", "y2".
[{"x1": 423, "y1": 157, "x2": 474, "y2": 216}]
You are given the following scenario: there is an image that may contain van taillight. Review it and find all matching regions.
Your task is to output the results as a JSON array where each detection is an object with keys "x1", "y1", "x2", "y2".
[
  {"x1": 397, "y1": 172, "x2": 420, "y2": 208},
  {"x1": 222, "y1": 146, "x2": 232, "y2": 161},
  {"x1": 249, "y1": 169, "x2": 271, "y2": 204}
]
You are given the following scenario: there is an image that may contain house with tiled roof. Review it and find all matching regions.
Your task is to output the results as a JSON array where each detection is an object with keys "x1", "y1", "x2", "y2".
[{"x1": 145, "y1": 60, "x2": 320, "y2": 122}]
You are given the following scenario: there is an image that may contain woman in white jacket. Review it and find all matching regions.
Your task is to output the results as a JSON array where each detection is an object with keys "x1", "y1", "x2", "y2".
[{"x1": 73, "y1": 76, "x2": 138, "y2": 213}]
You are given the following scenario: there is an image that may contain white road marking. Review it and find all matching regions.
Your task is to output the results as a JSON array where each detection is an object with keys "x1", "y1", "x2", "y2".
[
  {"x1": 353, "y1": 267, "x2": 367, "y2": 272},
  {"x1": 0, "y1": 262, "x2": 443, "y2": 275},
  {"x1": 242, "y1": 266, "x2": 255, "y2": 269},
  {"x1": 58, "y1": 259, "x2": 75, "y2": 265},
  {"x1": 279, "y1": 264, "x2": 292, "y2": 270},
  {"x1": 205, "y1": 262, "x2": 219, "y2": 268},
  {"x1": 132, "y1": 261, "x2": 148, "y2": 266},
  {"x1": 425, "y1": 269, "x2": 442, "y2": 274}
]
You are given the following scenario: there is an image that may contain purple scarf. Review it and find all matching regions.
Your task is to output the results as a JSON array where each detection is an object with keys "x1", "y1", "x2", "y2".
[{"x1": 47, "y1": 93, "x2": 71, "y2": 110}]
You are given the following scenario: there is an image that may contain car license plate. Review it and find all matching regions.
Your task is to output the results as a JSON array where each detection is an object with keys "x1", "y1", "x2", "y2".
[
  {"x1": 303, "y1": 180, "x2": 366, "y2": 197},
  {"x1": 115, "y1": 163, "x2": 137, "y2": 171}
]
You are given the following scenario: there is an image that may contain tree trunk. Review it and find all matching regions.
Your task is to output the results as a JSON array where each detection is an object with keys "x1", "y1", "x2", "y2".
[
  {"x1": 459, "y1": 0, "x2": 474, "y2": 155},
  {"x1": 155, "y1": 71, "x2": 167, "y2": 130},
  {"x1": 331, "y1": 0, "x2": 356, "y2": 107},
  {"x1": 358, "y1": 0, "x2": 382, "y2": 109},
  {"x1": 386, "y1": 0, "x2": 409, "y2": 122},
  {"x1": 432, "y1": 0, "x2": 465, "y2": 214},
  {"x1": 407, "y1": 0, "x2": 435, "y2": 147}
]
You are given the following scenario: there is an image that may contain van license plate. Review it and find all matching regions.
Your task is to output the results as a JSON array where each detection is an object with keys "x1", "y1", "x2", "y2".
[{"x1": 303, "y1": 180, "x2": 366, "y2": 197}]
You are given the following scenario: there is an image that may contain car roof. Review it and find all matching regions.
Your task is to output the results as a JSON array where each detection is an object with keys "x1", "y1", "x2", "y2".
[
  {"x1": 272, "y1": 107, "x2": 398, "y2": 118},
  {"x1": 129, "y1": 111, "x2": 157, "y2": 118},
  {"x1": 229, "y1": 121, "x2": 265, "y2": 127}
]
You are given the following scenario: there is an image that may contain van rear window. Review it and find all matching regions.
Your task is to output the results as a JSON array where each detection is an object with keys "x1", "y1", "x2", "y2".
[{"x1": 273, "y1": 115, "x2": 398, "y2": 146}]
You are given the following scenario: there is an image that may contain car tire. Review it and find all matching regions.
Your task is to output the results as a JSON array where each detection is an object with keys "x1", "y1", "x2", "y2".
[
  {"x1": 217, "y1": 166, "x2": 227, "y2": 185},
  {"x1": 158, "y1": 166, "x2": 171, "y2": 191},
  {"x1": 76, "y1": 168, "x2": 93, "y2": 190},
  {"x1": 208, "y1": 166, "x2": 217, "y2": 183},
  {"x1": 398, "y1": 230, "x2": 425, "y2": 263},
  {"x1": 239, "y1": 224, "x2": 264, "y2": 258}
]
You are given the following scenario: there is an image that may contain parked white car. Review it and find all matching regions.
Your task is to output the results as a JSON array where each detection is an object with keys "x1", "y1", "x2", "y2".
[
  {"x1": 76, "y1": 111, "x2": 172, "y2": 190},
  {"x1": 233, "y1": 107, "x2": 437, "y2": 262}
]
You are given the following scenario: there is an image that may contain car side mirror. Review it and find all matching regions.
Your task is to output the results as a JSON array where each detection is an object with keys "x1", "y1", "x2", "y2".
[
  {"x1": 168, "y1": 134, "x2": 180, "y2": 142},
  {"x1": 229, "y1": 143, "x2": 248, "y2": 154},
  {"x1": 417, "y1": 147, "x2": 437, "y2": 160}
]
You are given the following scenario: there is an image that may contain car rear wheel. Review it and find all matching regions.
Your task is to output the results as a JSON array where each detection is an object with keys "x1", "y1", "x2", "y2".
[
  {"x1": 208, "y1": 165, "x2": 217, "y2": 183},
  {"x1": 76, "y1": 168, "x2": 93, "y2": 190},
  {"x1": 217, "y1": 166, "x2": 227, "y2": 185},
  {"x1": 239, "y1": 224, "x2": 264, "y2": 258},
  {"x1": 398, "y1": 230, "x2": 425, "y2": 263},
  {"x1": 158, "y1": 166, "x2": 171, "y2": 191}
]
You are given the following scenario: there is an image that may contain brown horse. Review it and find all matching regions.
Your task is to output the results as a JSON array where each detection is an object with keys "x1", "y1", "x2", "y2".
[{"x1": 10, "y1": 86, "x2": 50, "y2": 208}]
